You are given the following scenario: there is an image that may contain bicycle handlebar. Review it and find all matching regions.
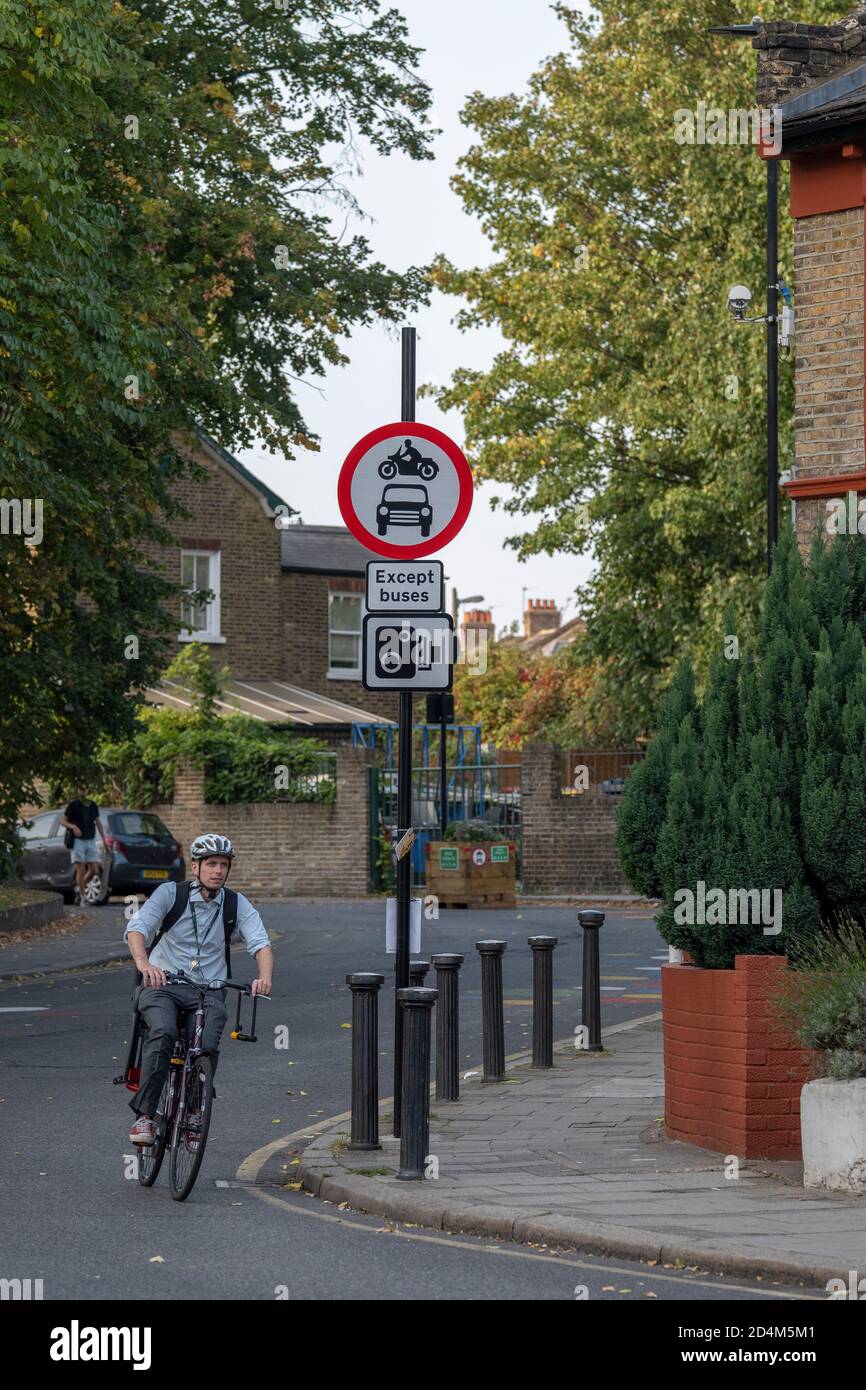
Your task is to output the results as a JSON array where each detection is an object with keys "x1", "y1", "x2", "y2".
[{"x1": 163, "y1": 970, "x2": 271, "y2": 998}]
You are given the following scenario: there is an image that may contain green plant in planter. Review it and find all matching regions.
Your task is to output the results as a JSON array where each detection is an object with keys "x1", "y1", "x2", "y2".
[{"x1": 778, "y1": 917, "x2": 866, "y2": 1080}]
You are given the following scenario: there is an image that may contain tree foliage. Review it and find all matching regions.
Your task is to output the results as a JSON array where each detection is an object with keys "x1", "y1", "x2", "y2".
[
  {"x1": 0, "y1": 0, "x2": 433, "y2": 872},
  {"x1": 453, "y1": 634, "x2": 620, "y2": 748},
  {"x1": 619, "y1": 529, "x2": 866, "y2": 967},
  {"x1": 429, "y1": 0, "x2": 842, "y2": 738}
]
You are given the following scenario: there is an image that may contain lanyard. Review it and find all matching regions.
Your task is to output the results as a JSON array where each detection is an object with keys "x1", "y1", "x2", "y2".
[{"x1": 188, "y1": 893, "x2": 221, "y2": 964}]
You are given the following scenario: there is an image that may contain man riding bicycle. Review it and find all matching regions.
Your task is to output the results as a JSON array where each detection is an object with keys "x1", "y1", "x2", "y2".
[{"x1": 124, "y1": 834, "x2": 273, "y2": 1147}]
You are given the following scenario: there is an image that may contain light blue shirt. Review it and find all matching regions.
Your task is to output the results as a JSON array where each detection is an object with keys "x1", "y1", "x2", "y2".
[{"x1": 124, "y1": 880, "x2": 270, "y2": 985}]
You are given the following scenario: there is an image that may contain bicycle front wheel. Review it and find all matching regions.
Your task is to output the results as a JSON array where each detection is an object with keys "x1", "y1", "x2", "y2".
[
  {"x1": 138, "y1": 1075, "x2": 172, "y2": 1188},
  {"x1": 168, "y1": 1054, "x2": 214, "y2": 1201}
]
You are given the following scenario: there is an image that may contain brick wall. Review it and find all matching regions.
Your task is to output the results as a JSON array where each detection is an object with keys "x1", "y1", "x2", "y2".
[
  {"x1": 793, "y1": 206, "x2": 864, "y2": 482},
  {"x1": 280, "y1": 569, "x2": 399, "y2": 722},
  {"x1": 662, "y1": 955, "x2": 814, "y2": 1160},
  {"x1": 521, "y1": 743, "x2": 630, "y2": 894},
  {"x1": 146, "y1": 744, "x2": 371, "y2": 898},
  {"x1": 139, "y1": 436, "x2": 284, "y2": 678}
]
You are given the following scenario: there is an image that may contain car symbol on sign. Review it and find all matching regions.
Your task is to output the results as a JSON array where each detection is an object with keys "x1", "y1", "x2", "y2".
[{"x1": 377, "y1": 484, "x2": 433, "y2": 537}]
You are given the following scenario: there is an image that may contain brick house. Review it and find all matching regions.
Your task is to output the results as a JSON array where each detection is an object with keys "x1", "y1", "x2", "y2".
[
  {"x1": 754, "y1": 9, "x2": 866, "y2": 546},
  {"x1": 140, "y1": 429, "x2": 398, "y2": 735}
]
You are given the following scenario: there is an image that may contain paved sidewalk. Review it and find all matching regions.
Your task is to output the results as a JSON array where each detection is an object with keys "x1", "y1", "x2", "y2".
[
  {"x1": 0, "y1": 906, "x2": 131, "y2": 980},
  {"x1": 291, "y1": 1015, "x2": 866, "y2": 1287}
]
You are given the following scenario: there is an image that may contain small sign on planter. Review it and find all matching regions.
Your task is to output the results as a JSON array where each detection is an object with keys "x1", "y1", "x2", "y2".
[
  {"x1": 491, "y1": 844, "x2": 509, "y2": 863},
  {"x1": 438, "y1": 845, "x2": 459, "y2": 871}
]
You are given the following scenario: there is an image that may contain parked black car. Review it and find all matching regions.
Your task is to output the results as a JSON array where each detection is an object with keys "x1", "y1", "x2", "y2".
[{"x1": 16, "y1": 808, "x2": 185, "y2": 905}]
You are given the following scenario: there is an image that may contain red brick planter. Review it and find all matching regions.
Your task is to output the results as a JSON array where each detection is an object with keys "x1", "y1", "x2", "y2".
[{"x1": 661, "y1": 955, "x2": 813, "y2": 1160}]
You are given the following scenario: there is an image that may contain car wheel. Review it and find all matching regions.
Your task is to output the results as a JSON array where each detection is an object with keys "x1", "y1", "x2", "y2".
[
  {"x1": 83, "y1": 870, "x2": 111, "y2": 906},
  {"x1": 377, "y1": 521, "x2": 388, "y2": 535},
  {"x1": 420, "y1": 523, "x2": 431, "y2": 537}
]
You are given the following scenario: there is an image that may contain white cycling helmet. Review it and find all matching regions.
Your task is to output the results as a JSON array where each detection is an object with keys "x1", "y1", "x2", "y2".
[{"x1": 190, "y1": 833, "x2": 236, "y2": 861}]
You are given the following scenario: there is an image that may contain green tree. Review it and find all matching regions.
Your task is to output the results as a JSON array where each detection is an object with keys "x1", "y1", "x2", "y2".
[
  {"x1": 427, "y1": 0, "x2": 842, "y2": 737},
  {"x1": 802, "y1": 632, "x2": 866, "y2": 918},
  {"x1": 654, "y1": 711, "x2": 705, "y2": 953},
  {"x1": 0, "y1": 0, "x2": 433, "y2": 872},
  {"x1": 615, "y1": 658, "x2": 696, "y2": 898}
]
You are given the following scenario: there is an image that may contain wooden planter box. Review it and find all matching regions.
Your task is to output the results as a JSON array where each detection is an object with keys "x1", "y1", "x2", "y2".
[
  {"x1": 425, "y1": 840, "x2": 516, "y2": 909},
  {"x1": 661, "y1": 954, "x2": 814, "y2": 1160}
]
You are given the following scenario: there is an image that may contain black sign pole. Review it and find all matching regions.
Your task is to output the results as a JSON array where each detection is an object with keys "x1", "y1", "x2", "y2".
[
  {"x1": 393, "y1": 326, "x2": 416, "y2": 1138},
  {"x1": 440, "y1": 698, "x2": 448, "y2": 837}
]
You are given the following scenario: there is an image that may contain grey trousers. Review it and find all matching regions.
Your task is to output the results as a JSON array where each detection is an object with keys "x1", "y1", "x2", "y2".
[{"x1": 130, "y1": 981, "x2": 228, "y2": 1117}]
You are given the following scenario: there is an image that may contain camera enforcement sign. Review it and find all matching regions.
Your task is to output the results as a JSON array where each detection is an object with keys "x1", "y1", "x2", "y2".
[
  {"x1": 362, "y1": 614, "x2": 454, "y2": 691},
  {"x1": 338, "y1": 421, "x2": 473, "y2": 559}
]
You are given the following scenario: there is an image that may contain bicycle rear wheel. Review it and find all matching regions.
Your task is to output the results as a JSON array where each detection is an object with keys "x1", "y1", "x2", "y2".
[
  {"x1": 168, "y1": 1054, "x2": 214, "y2": 1201},
  {"x1": 138, "y1": 1074, "x2": 172, "y2": 1187}
]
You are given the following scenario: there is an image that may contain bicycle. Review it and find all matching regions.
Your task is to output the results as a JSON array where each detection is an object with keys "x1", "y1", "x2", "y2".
[{"x1": 118, "y1": 970, "x2": 266, "y2": 1202}]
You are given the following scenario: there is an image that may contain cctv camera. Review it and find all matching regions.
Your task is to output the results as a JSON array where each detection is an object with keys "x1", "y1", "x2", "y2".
[{"x1": 727, "y1": 285, "x2": 752, "y2": 321}]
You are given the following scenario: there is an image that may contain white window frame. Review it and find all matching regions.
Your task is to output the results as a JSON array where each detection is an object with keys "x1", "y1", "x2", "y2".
[
  {"x1": 178, "y1": 548, "x2": 226, "y2": 644},
  {"x1": 327, "y1": 589, "x2": 362, "y2": 679}
]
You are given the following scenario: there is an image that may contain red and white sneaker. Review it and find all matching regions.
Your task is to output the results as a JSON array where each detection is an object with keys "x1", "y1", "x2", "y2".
[{"x1": 130, "y1": 1117, "x2": 155, "y2": 1146}]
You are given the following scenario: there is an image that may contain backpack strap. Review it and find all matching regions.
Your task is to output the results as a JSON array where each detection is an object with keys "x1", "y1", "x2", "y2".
[
  {"x1": 222, "y1": 888, "x2": 238, "y2": 980},
  {"x1": 148, "y1": 879, "x2": 192, "y2": 958}
]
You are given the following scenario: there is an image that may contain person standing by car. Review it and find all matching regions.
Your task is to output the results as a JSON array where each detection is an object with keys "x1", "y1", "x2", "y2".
[{"x1": 60, "y1": 793, "x2": 104, "y2": 906}]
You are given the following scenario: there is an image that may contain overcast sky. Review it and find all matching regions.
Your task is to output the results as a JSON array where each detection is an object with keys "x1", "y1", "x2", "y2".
[{"x1": 240, "y1": 0, "x2": 595, "y2": 636}]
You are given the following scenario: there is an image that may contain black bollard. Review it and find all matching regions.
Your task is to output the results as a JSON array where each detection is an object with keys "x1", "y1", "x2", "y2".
[
  {"x1": 409, "y1": 959, "x2": 431, "y2": 987},
  {"x1": 396, "y1": 987, "x2": 438, "y2": 1180},
  {"x1": 475, "y1": 940, "x2": 507, "y2": 1082},
  {"x1": 577, "y1": 909, "x2": 605, "y2": 1052},
  {"x1": 432, "y1": 953, "x2": 464, "y2": 1101},
  {"x1": 528, "y1": 936, "x2": 558, "y2": 1068},
  {"x1": 345, "y1": 973, "x2": 385, "y2": 1150}
]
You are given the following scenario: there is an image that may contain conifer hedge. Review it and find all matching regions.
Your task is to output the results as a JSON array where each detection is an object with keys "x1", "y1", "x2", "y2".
[{"x1": 616, "y1": 528, "x2": 866, "y2": 967}]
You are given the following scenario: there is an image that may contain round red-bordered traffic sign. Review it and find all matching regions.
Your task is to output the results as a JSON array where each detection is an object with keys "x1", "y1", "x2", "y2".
[{"x1": 337, "y1": 421, "x2": 473, "y2": 559}]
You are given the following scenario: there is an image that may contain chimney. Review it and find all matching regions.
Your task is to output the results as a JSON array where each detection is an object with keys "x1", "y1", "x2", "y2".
[
  {"x1": 753, "y1": 10, "x2": 866, "y2": 109},
  {"x1": 523, "y1": 597, "x2": 561, "y2": 640},
  {"x1": 461, "y1": 608, "x2": 495, "y2": 647}
]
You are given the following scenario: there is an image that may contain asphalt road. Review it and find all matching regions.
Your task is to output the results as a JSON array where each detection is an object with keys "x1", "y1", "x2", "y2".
[{"x1": 0, "y1": 901, "x2": 823, "y2": 1302}]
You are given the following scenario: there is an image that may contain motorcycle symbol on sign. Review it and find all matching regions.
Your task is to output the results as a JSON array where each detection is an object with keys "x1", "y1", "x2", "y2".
[{"x1": 378, "y1": 438, "x2": 439, "y2": 481}]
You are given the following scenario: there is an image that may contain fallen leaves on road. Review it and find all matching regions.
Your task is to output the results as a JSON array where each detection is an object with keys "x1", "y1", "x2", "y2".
[
  {"x1": 282, "y1": 1181, "x2": 302, "y2": 1190},
  {"x1": 149, "y1": 1256, "x2": 165, "y2": 1264},
  {"x1": 340, "y1": 1023, "x2": 351, "y2": 1029}
]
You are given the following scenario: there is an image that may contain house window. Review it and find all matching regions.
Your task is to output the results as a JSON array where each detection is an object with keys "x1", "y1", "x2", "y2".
[
  {"x1": 328, "y1": 591, "x2": 362, "y2": 677},
  {"x1": 179, "y1": 549, "x2": 224, "y2": 642}
]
